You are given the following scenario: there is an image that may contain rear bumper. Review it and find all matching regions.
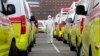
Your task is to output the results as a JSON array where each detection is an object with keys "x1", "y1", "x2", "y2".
[
  {"x1": 38, "y1": 28, "x2": 46, "y2": 33},
  {"x1": 16, "y1": 34, "x2": 29, "y2": 51},
  {"x1": 53, "y1": 30, "x2": 57, "y2": 36},
  {"x1": 58, "y1": 31, "x2": 64, "y2": 37}
]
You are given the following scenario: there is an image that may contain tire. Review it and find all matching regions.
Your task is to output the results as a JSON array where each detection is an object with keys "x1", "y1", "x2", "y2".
[
  {"x1": 23, "y1": 51, "x2": 28, "y2": 56},
  {"x1": 28, "y1": 43, "x2": 32, "y2": 52},
  {"x1": 70, "y1": 41, "x2": 76, "y2": 51},
  {"x1": 9, "y1": 41, "x2": 18, "y2": 56},
  {"x1": 34, "y1": 38, "x2": 36, "y2": 44},
  {"x1": 31, "y1": 41, "x2": 34, "y2": 47},
  {"x1": 19, "y1": 51, "x2": 28, "y2": 56},
  {"x1": 63, "y1": 39, "x2": 67, "y2": 44},
  {"x1": 58, "y1": 37, "x2": 62, "y2": 41},
  {"x1": 67, "y1": 38, "x2": 70, "y2": 44},
  {"x1": 53, "y1": 35, "x2": 56, "y2": 38},
  {"x1": 80, "y1": 46, "x2": 84, "y2": 56},
  {"x1": 56, "y1": 36, "x2": 58, "y2": 40},
  {"x1": 89, "y1": 46, "x2": 92, "y2": 56},
  {"x1": 57, "y1": 37, "x2": 60, "y2": 41},
  {"x1": 76, "y1": 43, "x2": 82, "y2": 56}
]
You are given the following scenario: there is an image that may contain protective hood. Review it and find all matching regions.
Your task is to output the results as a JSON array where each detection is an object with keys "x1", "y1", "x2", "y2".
[{"x1": 48, "y1": 15, "x2": 52, "y2": 20}]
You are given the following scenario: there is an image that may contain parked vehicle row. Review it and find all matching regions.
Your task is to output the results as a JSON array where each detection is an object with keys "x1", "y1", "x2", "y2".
[
  {"x1": 53, "y1": 0, "x2": 100, "y2": 56},
  {"x1": 53, "y1": 8, "x2": 70, "y2": 41},
  {"x1": 76, "y1": 0, "x2": 100, "y2": 56},
  {"x1": 0, "y1": 0, "x2": 37, "y2": 56},
  {"x1": 53, "y1": 13, "x2": 60, "y2": 38}
]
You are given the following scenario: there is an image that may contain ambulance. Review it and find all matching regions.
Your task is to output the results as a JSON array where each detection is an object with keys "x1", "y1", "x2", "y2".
[
  {"x1": 69, "y1": 1, "x2": 86, "y2": 52},
  {"x1": 0, "y1": 0, "x2": 17, "y2": 56},
  {"x1": 76, "y1": 0, "x2": 100, "y2": 56},
  {"x1": 57, "y1": 8, "x2": 70, "y2": 41},
  {"x1": 63, "y1": 2, "x2": 76, "y2": 44},
  {"x1": 53, "y1": 13, "x2": 60, "y2": 38},
  {"x1": 7, "y1": 0, "x2": 35, "y2": 56}
]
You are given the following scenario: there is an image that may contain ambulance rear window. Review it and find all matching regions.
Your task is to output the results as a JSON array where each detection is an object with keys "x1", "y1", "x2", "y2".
[
  {"x1": 38, "y1": 22, "x2": 43, "y2": 27},
  {"x1": 63, "y1": 13, "x2": 67, "y2": 15}
]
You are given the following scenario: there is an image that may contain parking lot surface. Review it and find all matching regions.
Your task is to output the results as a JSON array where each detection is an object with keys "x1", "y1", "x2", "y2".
[{"x1": 29, "y1": 33, "x2": 76, "y2": 56}]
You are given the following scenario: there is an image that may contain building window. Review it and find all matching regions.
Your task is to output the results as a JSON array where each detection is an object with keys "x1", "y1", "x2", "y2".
[
  {"x1": 45, "y1": 3, "x2": 47, "y2": 5},
  {"x1": 45, "y1": 1, "x2": 48, "y2": 2},
  {"x1": 64, "y1": 1, "x2": 66, "y2": 2},
  {"x1": 49, "y1": 1, "x2": 51, "y2": 2},
  {"x1": 61, "y1": 4, "x2": 63, "y2": 5}
]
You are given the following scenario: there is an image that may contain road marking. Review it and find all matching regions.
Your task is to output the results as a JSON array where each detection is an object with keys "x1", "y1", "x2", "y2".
[{"x1": 52, "y1": 43, "x2": 60, "y2": 53}]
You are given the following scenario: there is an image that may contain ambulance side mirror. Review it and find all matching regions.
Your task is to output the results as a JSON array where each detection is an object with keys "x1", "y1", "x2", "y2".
[
  {"x1": 30, "y1": 16, "x2": 35, "y2": 21},
  {"x1": 7, "y1": 4, "x2": 15, "y2": 15},
  {"x1": 76, "y1": 5, "x2": 87, "y2": 15}
]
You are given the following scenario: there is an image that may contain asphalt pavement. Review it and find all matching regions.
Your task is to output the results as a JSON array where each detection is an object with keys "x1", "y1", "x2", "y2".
[{"x1": 29, "y1": 33, "x2": 76, "y2": 56}]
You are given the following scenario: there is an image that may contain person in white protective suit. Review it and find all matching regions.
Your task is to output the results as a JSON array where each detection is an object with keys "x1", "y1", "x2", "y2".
[{"x1": 46, "y1": 15, "x2": 55, "y2": 43}]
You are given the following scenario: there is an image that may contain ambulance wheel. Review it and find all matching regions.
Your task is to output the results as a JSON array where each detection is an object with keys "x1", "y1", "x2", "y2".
[
  {"x1": 89, "y1": 46, "x2": 92, "y2": 56},
  {"x1": 58, "y1": 37, "x2": 61, "y2": 41},
  {"x1": 63, "y1": 39, "x2": 67, "y2": 44},
  {"x1": 70, "y1": 41, "x2": 76, "y2": 51},
  {"x1": 34, "y1": 38, "x2": 36, "y2": 44},
  {"x1": 18, "y1": 51, "x2": 28, "y2": 56},
  {"x1": 28, "y1": 43, "x2": 32, "y2": 52},
  {"x1": 76, "y1": 43, "x2": 82, "y2": 56},
  {"x1": 9, "y1": 41, "x2": 18, "y2": 56}
]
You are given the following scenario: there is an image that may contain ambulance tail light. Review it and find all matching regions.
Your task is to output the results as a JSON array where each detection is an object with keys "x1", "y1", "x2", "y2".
[
  {"x1": 59, "y1": 23, "x2": 65, "y2": 31},
  {"x1": 21, "y1": 15, "x2": 26, "y2": 34},
  {"x1": 80, "y1": 18, "x2": 85, "y2": 34},
  {"x1": 9, "y1": 15, "x2": 26, "y2": 34},
  {"x1": 55, "y1": 22, "x2": 58, "y2": 30}
]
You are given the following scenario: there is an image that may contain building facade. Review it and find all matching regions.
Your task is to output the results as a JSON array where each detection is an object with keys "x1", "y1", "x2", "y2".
[{"x1": 27, "y1": 0, "x2": 78, "y2": 20}]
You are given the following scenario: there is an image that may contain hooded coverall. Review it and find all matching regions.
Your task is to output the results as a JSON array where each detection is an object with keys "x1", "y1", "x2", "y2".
[{"x1": 46, "y1": 15, "x2": 55, "y2": 43}]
